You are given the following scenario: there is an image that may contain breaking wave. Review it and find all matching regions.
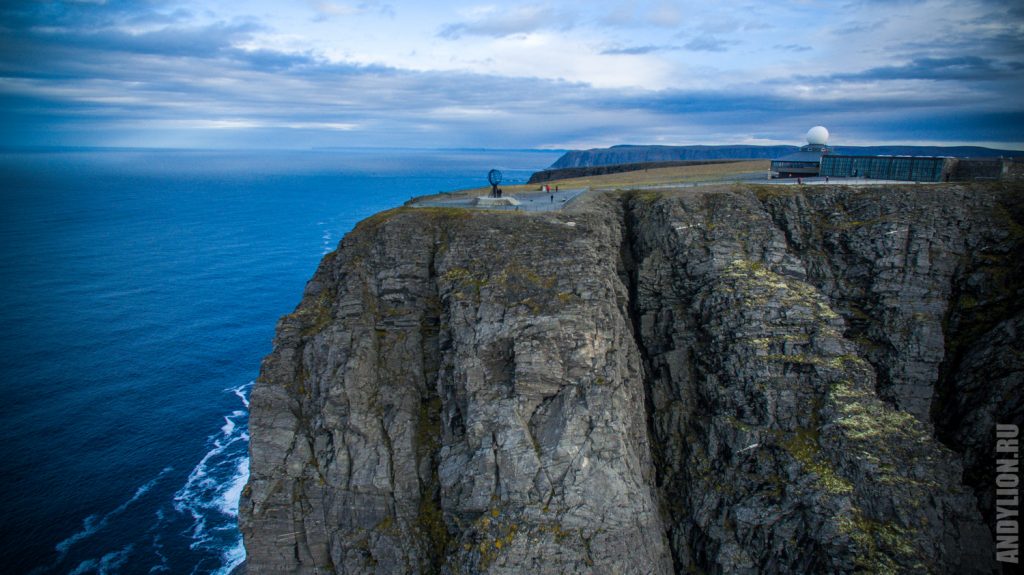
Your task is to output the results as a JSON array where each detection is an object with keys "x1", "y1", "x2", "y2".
[
  {"x1": 30, "y1": 468, "x2": 173, "y2": 575},
  {"x1": 173, "y1": 382, "x2": 252, "y2": 574}
]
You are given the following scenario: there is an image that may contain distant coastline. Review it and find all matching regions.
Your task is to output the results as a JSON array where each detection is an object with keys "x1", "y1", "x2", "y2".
[{"x1": 549, "y1": 143, "x2": 1024, "y2": 169}]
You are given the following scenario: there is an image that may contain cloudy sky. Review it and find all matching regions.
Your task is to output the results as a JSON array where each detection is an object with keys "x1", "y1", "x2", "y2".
[{"x1": 1, "y1": 0, "x2": 1022, "y2": 150}]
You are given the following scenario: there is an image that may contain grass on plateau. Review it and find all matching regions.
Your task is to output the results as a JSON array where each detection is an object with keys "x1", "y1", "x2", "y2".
[{"x1": 416, "y1": 160, "x2": 771, "y2": 202}]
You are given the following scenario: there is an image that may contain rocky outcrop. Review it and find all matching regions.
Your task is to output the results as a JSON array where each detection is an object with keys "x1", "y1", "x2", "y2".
[{"x1": 241, "y1": 183, "x2": 1023, "y2": 574}]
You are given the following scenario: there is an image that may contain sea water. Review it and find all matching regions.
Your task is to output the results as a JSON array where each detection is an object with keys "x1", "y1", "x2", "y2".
[{"x1": 0, "y1": 148, "x2": 562, "y2": 574}]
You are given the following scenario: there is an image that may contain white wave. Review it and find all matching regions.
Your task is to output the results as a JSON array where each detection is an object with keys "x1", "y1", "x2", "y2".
[
  {"x1": 97, "y1": 546, "x2": 133, "y2": 575},
  {"x1": 174, "y1": 435, "x2": 246, "y2": 546},
  {"x1": 231, "y1": 382, "x2": 252, "y2": 409},
  {"x1": 69, "y1": 545, "x2": 134, "y2": 575},
  {"x1": 69, "y1": 559, "x2": 97, "y2": 575},
  {"x1": 173, "y1": 381, "x2": 253, "y2": 571},
  {"x1": 55, "y1": 467, "x2": 172, "y2": 556},
  {"x1": 217, "y1": 457, "x2": 250, "y2": 517},
  {"x1": 211, "y1": 538, "x2": 246, "y2": 575},
  {"x1": 147, "y1": 533, "x2": 170, "y2": 574},
  {"x1": 55, "y1": 514, "x2": 102, "y2": 557},
  {"x1": 322, "y1": 228, "x2": 337, "y2": 254}
]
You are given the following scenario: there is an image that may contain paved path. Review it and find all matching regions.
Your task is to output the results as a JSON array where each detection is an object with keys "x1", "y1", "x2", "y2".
[
  {"x1": 411, "y1": 174, "x2": 923, "y2": 213},
  {"x1": 413, "y1": 187, "x2": 588, "y2": 212},
  {"x1": 590, "y1": 171, "x2": 767, "y2": 192},
  {"x1": 591, "y1": 173, "x2": 933, "y2": 192},
  {"x1": 760, "y1": 176, "x2": 933, "y2": 185},
  {"x1": 757, "y1": 174, "x2": 937, "y2": 183}
]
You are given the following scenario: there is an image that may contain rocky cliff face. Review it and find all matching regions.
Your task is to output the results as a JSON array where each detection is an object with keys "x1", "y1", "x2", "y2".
[{"x1": 240, "y1": 183, "x2": 1022, "y2": 574}]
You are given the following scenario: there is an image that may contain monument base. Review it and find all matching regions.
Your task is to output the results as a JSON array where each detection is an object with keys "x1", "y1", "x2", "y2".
[{"x1": 475, "y1": 196, "x2": 520, "y2": 207}]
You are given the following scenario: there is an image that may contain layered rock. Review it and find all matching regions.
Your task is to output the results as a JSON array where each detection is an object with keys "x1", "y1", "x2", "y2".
[{"x1": 241, "y1": 183, "x2": 1023, "y2": 574}]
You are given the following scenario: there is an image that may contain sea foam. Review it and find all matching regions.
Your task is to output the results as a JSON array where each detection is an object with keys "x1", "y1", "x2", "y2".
[{"x1": 172, "y1": 382, "x2": 252, "y2": 569}]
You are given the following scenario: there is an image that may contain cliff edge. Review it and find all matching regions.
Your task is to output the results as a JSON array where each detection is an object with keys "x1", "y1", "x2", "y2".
[{"x1": 240, "y1": 183, "x2": 1022, "y2": 574}]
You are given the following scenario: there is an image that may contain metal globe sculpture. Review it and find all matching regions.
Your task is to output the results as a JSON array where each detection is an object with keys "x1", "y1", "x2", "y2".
[
  {"x1": 488, "y1": 169, "x2": 503, "y2": 186},
  {"x1": 488, "y1": 169, "x2": 503, "y2": 197}
]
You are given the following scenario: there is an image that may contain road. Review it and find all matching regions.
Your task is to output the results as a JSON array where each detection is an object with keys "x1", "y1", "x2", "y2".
[
  {"x1": 412, "y1": 187, "x2": 588, "y2": 212},
  {"x1": 410, "y1": 174, "x2": 924, "y2": 213}
]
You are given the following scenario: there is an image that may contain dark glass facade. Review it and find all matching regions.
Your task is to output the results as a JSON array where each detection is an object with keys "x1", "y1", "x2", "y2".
[
  {"x1": 819, "y1": 155, "x2": 953, "y2": 182},
  {"x1": 769, "y1": 144, "x2": 830, "y2": 178}
]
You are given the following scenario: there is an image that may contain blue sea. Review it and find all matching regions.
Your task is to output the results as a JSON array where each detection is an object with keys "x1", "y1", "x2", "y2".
[{"x1": 0, "y1": 148, "x2": 562, "y2": 574}]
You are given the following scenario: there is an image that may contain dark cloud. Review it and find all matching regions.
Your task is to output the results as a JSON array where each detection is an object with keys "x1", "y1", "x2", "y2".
[
  {"x1": 892, "y1": 28, "x2": 1024, "y2": 62},
  {"x1": 832, "y1": 19, "x2": 884, "y2": 36},
  {"x1": 0, "y1": 0, "x2": 1021, "y2": 149},
  {"x1": 0, "y1": 0, "x2": 189, "y2": 31},
  {"x1": 821, "y1": 56, "x2": 1024, "y2": 82},
  {"x1": 63, "y1": 21, "x2": 261, "y2": 57},
  {"x1": 840, "y1": 110, "x2": 1024, "y2": 144},
  {"x1": 683, "y1": 35, "x2": 729, "y2": 52},
  {"x1": 600, "y1": 45, "x2": 679, "y2": 55},
  {"x1": 0, "y1": 1, "x2": 262, "y2": 66}
]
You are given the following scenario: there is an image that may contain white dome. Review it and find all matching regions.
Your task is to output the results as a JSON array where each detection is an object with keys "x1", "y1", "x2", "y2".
[{"x1": 806, "y1": 126, "x2": 829, "y2": 145}]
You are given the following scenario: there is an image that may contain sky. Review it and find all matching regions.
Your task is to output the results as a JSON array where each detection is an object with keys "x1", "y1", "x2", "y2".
[{"x1": 1, "y1": 0, "x2": 1022, "y2": 150}]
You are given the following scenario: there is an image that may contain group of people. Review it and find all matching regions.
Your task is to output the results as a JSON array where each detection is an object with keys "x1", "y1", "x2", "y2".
[{"x1": 541, "y1": 183, "x2": 559, "y2": 202}]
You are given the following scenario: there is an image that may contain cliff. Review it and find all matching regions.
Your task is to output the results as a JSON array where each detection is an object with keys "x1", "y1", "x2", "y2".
[
  {"x1": 551, "y1": 145, "x2": 1024, "y2": 169},
  {"x1": 240, "y1": 183, "x2": 1023, "y2": 574}
]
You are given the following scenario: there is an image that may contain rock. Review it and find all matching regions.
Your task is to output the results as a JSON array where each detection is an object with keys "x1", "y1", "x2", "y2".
[{"x1": 241, "y1": 183, "x2": 1023, "y2": 574}]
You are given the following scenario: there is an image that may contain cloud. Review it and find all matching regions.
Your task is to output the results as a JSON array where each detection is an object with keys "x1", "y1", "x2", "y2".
[
  {"x1": 600, "y1": 45, "x2": 679, "y2": 56},
  {"x1": 683, "y1": 35, "x2": 729, "y2": 52},
  {"x1": 599, "y1": 2, "x2": 684, "y2": 29},
  {"x1": 820, "y1": 56, "x2": 1024, "y2": 82},
  {"x1": 438, "y1": 4, "x2": 566, "y2": 39},
  {"x1": 0, "y1": 0, "x2": 191, "y2": 31},
  {"x1": 0, "y1": 0, "x2": 1021, "y2": 149},
  {"x1": 892, "y1": 27, "x2": 1024, "y2": 61},
  {"x1": 73, "y1": 21, "x2": 261, "y2": 57},
  {"x1": 831, "y1": 19, "x2": 886, "y2": 35},
  {"x1": 309, "y1": 1, "x2": 394, "y2": 21},
  {"x1": 647, "y1": 2, "x2": 683, "y2": 28}
]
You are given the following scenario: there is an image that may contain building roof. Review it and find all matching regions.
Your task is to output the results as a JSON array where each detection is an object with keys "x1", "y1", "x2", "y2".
[
  {"x1": 772, "y1": 143, "x2": 830, "y2": 164},
  {"x1": 773, "y1": 150, "x2": 826, "y2": 163}
]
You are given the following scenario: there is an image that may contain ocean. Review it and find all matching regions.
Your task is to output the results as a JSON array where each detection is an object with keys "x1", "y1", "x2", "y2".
[{"x1": 0, "y1": 148, "x2": 563, "y2": 574}]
